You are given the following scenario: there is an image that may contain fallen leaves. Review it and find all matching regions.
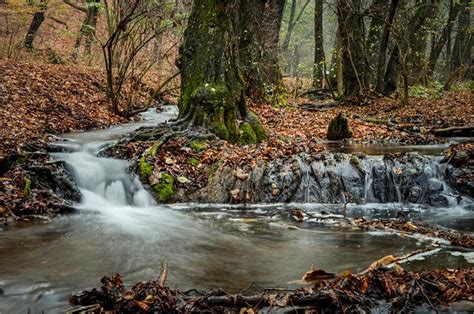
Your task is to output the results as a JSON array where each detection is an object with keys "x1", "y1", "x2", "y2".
[
  {"x1": 68, "y1": 267, "x2": 474, "y2": 312},
  {"x1": 0, "y1": 59, "x2": 126, "y2": 159}
]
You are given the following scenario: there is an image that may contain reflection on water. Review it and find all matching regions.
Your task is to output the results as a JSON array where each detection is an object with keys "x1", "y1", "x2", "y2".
[
  {"x1": 324, "y1": 138, "x2": 472, "y2": 156},
  {"x1": 0, "y1": 203, "x2": 472, "y2": 312},
  {"x1": 0, "y1": 205, "x2": 420, "y2": 312}
]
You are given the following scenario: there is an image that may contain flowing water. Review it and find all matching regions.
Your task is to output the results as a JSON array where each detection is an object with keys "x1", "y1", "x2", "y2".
[{"x1": 0, "y1": 107, "x2": 472, "y2": 313}]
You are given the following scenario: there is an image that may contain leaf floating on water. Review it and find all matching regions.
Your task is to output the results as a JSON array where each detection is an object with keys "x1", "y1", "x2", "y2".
[{"x1": 365, "y1": 255, "x2": 397, "y2": 272}]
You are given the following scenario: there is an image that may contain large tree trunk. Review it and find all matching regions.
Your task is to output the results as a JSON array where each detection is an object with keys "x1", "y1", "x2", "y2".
[
  {"x1": 24, "y1": 0, "x2": 48, "y2": 49},
  {"x1": 242, "y1": 0, "x2": 284, "y2": 101},
  {"x1": 336, "y1": 0, "x2": 368, "y2": 97},
  {"x1": 177, "y1": 0, "x2": 267, "y2": 144},
  {"x1": 375, "y1": 0, "x2": 398, "y2": 93},
  {"x1": 313, "y1": 0, "x2": 325, "y2": 88}
]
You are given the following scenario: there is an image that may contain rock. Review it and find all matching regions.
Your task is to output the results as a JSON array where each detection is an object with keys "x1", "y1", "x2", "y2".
[{"x1": 327, "y1": 113, "x2": 352, "y2": 140}]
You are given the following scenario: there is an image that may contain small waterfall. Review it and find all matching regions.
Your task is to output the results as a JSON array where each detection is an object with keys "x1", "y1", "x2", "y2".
[
  {"x1": 49, "y1": 107, "x2": 178, "y2": 212},
  {"x1": 273, "y1": 153, "x2": 470, "y2": 207},
  {"x1": 53, "y1": 145, "x2": 156, "y2": 208}
]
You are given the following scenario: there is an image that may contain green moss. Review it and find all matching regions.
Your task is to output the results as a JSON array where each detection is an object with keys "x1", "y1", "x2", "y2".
[
  {"x1": 186, "y1": 157, "x2": 201, "y2": 166},
  {"x1": 189, "y1": 139, "x2": 207, "y2": 152},
  {"x1": 139, "y1": 156, "x2": 154, "y2": 180},
  {"x1": 148, "y1": 141, "x2": 161, "y2": 157},
  {"x1": 239, "y1": 122, "x2": 257, "y2": 145},
  {"x1": 23, "y1": 177, "x2": 31, "y2": 198},
  {"x1": 152, "y1": 172, "x2": 174, "y2": 202},
  {"x1": 212, "y1": 121, "x2": 229, "y2": 140},
  {"x1": 247, "y1": 112, "x2": 267, "y2": 142}
]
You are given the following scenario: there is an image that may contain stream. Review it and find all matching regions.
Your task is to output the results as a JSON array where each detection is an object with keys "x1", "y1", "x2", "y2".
[{"x1": 0, "y1": 107, "x2": 472, "y2": 313}]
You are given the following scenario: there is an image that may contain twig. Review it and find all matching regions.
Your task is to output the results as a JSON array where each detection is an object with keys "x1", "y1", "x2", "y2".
[
  {"x1": 159, "y1": 258, "x2": 168, "y2": 286},
  {"x1": 416, "y1": 279, "x2": 438, "y2": 313}
]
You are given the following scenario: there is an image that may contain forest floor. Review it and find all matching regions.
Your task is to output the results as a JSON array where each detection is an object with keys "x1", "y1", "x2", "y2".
[
  {"x1": 0, "y1": 58, "x2": 472, "y2": 221},
  {"x1": 0, "y1": 59, "x2": 125, "y2": 158}
]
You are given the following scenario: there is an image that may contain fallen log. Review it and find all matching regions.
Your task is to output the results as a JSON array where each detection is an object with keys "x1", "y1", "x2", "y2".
[{"x1": 431, "y1": 125, "x2": 474, "y2": 137}]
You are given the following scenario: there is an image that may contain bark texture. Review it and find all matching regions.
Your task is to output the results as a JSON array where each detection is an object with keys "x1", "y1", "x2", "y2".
[
  {"x1": 336, "y1": 0, "x2": 368, "y2": 97},
  {"x1": 313, "y1": 0, "x2": 325, "y2": 88},
  {"x1": 177, "y1": 0, "x2": 267, "y2": 144}
]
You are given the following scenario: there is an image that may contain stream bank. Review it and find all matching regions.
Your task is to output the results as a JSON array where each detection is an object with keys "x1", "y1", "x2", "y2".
[{"x1": 0, "y1": 106, "x2": 472, "y2": 312}]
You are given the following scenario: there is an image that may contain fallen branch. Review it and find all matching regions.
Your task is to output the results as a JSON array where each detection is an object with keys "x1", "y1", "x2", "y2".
[{"x1": 431, "y1": 125, "x2": 474, "y2": 137}]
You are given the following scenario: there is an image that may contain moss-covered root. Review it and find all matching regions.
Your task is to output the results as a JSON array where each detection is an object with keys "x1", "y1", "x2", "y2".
[
  {"x1": 239, "y1": 112, "x2": 267, "y2": 145},
  {"x1": 152, "y1": 172, "x2": 174, "y2": 202}
]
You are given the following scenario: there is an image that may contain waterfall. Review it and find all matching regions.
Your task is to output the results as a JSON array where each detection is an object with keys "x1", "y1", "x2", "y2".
[{"x1": 50, "y1": 107, "x2": 178, "y2": 210}]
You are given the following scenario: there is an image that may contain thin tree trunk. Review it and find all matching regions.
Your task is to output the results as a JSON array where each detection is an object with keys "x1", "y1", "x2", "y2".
[
  {"x1": 282, "y1": 0, "x2": 296, "y2": 52},
  {"x1": 366, "y1": 0, "x2": 387, "y2": 82},
  {"x1": 383, "y1": 0, "x2": 435, "y2": 95},
  {"x1": 313, "y1": 0, "x2": 325, "y2": 88},
  {"x1": 24, "y1": 0, "x2": 48, "y2": 49},
  {"x1": 427, "y1": 0, "x2": 460, "y2": 77}
]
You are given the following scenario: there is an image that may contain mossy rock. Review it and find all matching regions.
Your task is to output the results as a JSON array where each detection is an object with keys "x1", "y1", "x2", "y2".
[
  {"x1": 247, "y1": 112, "x2": 267, "y2": 142},
  {"x1": 152, "y1": 172, "x2": 174, "y2": 202},
  {"x1": 327, "y1": 113, "x2": 352, "y2": 140},
  {"x1": 239, "y1": 122, "x2": 258, "y2": 145},
  {"x1": 139, "y1": 156, "x2": 154, "y2": 180}
]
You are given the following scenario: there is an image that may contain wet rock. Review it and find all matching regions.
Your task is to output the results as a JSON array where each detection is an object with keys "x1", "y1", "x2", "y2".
[
  {"x1": 27, "y1": 160, "x2": 81, "y2": 202},
  {"x1": 131, "y1": 146, "x2": 470, "y2": 207}
]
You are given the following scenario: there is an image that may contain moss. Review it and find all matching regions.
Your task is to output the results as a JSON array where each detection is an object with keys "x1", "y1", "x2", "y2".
[
  {"x1": 186, "y1": 157, "x2": 201, "y2": 166},
  {"x1": 239, "y1": 122, "x2": 257, "y2": 145},
  {"x1": 23, "y1": 177, "x2": 31, "y2": 198},
  {"x1": 139, "y1": 156, "x2": 154, "y2": 180},
  {"x1": 148, "y1": 142, "x2": 161, "y2": 157},
  {"x1": 189, "y1": 139, "x2": 207, "y2": 152},
  {"x1": 247, "y1": 112, "x2": 267, "y2": 142},
  {"x1": 152, "y1": 172, "x2": 174, "y2": 202}
]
